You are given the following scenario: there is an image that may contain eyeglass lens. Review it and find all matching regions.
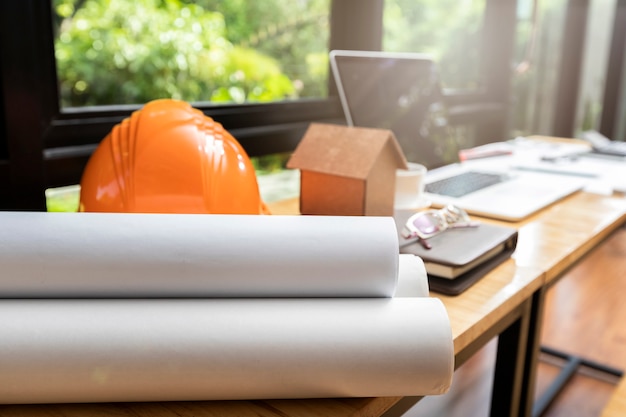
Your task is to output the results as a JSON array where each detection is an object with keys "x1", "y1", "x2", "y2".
[{"x1": 411, "y1": 212, "x2": 444, "y2": 237}]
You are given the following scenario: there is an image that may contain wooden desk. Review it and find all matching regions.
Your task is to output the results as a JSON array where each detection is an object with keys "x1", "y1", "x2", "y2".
[
  {"x1": 601, "y1": 375, "x2": 626, "y2": 417},
  {"x1": 499, "y1": 191, "x2": 626, "y2": 417},
  {"x1": 2, "y1": 192, "x2": 625, "y2": 417}
]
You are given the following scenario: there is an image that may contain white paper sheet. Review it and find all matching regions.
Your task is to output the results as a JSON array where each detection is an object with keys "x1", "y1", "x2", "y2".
[
  {"x1": 0, "y1": 212, "x2": 401, "y2": 298},
  {"x1": 0, "y1": 297, "x2": 453, "y2": 404}
]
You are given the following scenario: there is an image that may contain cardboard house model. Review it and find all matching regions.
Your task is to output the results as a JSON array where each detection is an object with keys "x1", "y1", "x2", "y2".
[{"x1": 287, "y1": 123, "x2": 408, "y2": 216}]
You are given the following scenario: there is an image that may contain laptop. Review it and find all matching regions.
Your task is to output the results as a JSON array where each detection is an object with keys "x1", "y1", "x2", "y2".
[{"x1": 329, "y1": 50, "x2": 585, "y2": 221}]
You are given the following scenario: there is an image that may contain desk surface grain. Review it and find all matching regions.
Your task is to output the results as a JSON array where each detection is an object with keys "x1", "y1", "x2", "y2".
[
  {"x1": 601, "y1": 375, "x2": 626, "y2": 417},
  {"x1": 506, "y1": 191, "x2": 626, "y2": 284},
  {"x1": 2, "y1": 191, "x2": 625, "y2": 417}
]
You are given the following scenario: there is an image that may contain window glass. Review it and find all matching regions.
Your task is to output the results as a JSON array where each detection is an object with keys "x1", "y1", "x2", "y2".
[
  {"x1": 52, "y1": 0, "x2": 330, "y2": 108},
  {"x1": 509, "y1": 0, "x2": 567, "y2": 137},
  {"x1": 382, "y1": 0, "x2": 486, "y2": 90},
  {"x1": 574, "y1": 0, "x2": 616, "y2": 136},
  {"x1": 379, "y1": 0, "x2": 486, "y2": 165}
]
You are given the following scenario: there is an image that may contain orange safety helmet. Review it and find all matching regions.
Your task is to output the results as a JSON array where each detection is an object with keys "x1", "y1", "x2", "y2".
[{"x1": 79, "y1": 99, "x2": 269, "y2": 214}]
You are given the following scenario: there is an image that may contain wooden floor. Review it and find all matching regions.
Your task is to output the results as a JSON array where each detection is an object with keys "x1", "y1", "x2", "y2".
[{"x1": 403, "y1": 225, "x2": 626, "y2": 417}]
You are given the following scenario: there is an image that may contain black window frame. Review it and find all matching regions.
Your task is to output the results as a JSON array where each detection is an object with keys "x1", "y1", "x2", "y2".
[{"x1": 1, "y1": 0, "x2": 519, "y2": 210}]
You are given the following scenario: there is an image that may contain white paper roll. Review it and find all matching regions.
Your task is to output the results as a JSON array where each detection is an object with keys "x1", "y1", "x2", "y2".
[
  {"x1": 396, "y1": 254, "x2": 429, "y2": 297},
  {"x1": 0, "y1": 212, "x2": 401, "y2": 298},
  {"x1": 0, "y1": 298, "x2": 453, "y2": 403}
]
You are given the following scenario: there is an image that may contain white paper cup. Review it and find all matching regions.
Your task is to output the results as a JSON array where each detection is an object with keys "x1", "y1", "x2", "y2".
[{"x1": 394, "y1": 163, "x2": 429, "y2": 210}]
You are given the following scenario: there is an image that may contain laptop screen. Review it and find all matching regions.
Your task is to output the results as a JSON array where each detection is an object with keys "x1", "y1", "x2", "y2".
[{"x1": 330, "y1": 50, "x2": 455, "y2": 169}]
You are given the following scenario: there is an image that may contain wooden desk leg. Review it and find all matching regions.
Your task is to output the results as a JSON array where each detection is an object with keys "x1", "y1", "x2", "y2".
[
  {"x1": 490, "y1": 297, "x2": 532, "y2": 417},
  {"x1": 518, "y1": 288, "x2": 547, "y2": 417}
]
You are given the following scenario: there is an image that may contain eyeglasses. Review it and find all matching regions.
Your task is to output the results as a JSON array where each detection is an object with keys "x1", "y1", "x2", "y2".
[{"x1": 401, "y1": 204, "x2": 480, "y2": 249}]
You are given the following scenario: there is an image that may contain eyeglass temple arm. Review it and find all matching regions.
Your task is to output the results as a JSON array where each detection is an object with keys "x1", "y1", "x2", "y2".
[{"x1": 400, "y1": 233, "x2": 432, "y2": 250}]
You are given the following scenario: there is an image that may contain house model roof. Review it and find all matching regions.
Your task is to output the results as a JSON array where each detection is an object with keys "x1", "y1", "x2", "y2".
[{"x1": 287, "y1": 123, "x2": 408, "y2": 178}]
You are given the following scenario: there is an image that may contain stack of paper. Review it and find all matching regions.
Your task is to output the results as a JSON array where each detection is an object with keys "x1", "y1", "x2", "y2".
[{"x1": 0, "y1": 212, "x2": 453, "y2": 404}]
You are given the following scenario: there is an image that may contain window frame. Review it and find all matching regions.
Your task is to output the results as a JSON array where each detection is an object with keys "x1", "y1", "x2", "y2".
[{"x1": 600, "y1": 0, "x2": 626, "y2": 139}]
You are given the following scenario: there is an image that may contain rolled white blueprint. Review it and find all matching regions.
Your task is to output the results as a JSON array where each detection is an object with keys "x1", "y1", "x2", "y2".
[
  {"x1": 397, "y1": 254, "x2": 429, "y2": 297},
  {"x1": 0, "y1": 212, "x2": 401, "y2": 298},
  {"x1": 0, "y1": 298, "x2": 453, "y2": 403}
]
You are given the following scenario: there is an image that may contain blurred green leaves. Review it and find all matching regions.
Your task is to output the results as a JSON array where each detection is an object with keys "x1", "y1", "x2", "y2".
[
  {"x1": 383, "y1": 0, "x2": 485, "y2": 90},
  {"x1": 53, "y1": 0, "x2": 330, "y2": 107}
]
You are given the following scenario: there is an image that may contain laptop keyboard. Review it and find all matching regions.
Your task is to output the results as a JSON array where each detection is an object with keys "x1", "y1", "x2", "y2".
[{"x1": 425, "y1": 171, "x2": 507, "y2": 198}]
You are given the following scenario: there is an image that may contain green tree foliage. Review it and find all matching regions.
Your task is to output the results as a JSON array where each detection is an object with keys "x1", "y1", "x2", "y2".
[
  {"x1": 54, "y1": 0, "x2": 486, "y2": 107},
  {"x1": 383, "y1": 0, "x2": 485, "y2": 90},
  {"x1": 191, "y1": 0, "x2": 330, "y2": 98},
  {"x1": 53, "y1": 0, "x2": 304, "y2": 107}
]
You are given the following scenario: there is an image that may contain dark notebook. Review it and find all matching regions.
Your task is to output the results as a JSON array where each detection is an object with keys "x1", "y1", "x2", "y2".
[{"x1": 394, "y1": 210, "x2": 518, "y2": 295}]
